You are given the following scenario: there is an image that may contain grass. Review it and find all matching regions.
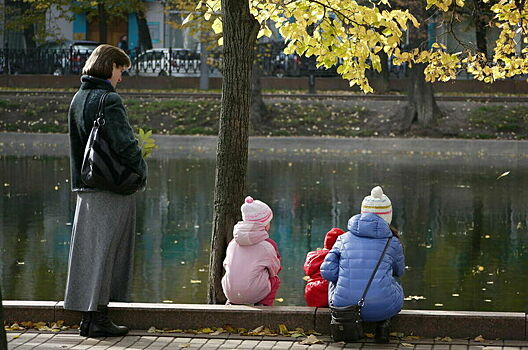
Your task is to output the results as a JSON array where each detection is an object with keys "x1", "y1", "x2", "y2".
[{"x1": 469, "y1": 105, "x2": 528, "y2": 134}]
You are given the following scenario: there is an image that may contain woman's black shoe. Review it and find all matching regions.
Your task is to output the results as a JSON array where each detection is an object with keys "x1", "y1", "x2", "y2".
[
  {"x1": 79, "y1": 312, "x2": 91, "y2": 337},
  {"x1": 375, "y1": 319, "x2": 390, "y2": 343},
  {"x1": 86, "y1": 306, "x2": 128, "y2": 337}
]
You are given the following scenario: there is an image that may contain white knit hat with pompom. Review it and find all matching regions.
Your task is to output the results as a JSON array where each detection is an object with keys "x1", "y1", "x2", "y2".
[
  {"x1": 241, "y1": 196, "x2": 273, "y2": 225},
  {"x1": 361, "y1": 186, "x2": 392, "y2": 224}
]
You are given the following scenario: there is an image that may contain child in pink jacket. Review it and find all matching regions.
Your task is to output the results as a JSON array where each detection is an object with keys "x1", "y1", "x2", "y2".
[{"x1": 222, "y1": 196, "x2": 281, "y2": 306}]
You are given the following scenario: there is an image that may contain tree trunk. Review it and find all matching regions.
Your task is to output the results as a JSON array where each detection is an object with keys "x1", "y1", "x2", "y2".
[
  {"x1": 474, "y1": 15, "x2": 487, "y2": 57},
  {"x1": 0, "y1": 285, "x2": 7, "y2": 350},
  {"x1": 368, "y1": 51, "x2": 390, "y2": 93},
  {"x1": 400, "y1": 63, "x2": 442, "y2": 131},
  {"x1": 98, "y1": 3, "x2": 107, "y2": 43},
  {"x1": 207, "y1": 0, "x2": 259, "y2": 304},
  {"x1": 136, "y1": 12, "x2": 153, "y2": 52},
  {"x1": 250, "y1": 62, "x2": 269, "y2": 127}
]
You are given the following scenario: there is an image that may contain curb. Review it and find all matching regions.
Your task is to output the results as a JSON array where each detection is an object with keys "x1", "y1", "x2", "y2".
[
  {"x1": 3, "y1": 301, "x2": 527, "y2": 340},
  {"x1": 1, "y1": 133, "x2": 528, "y2": 163}
]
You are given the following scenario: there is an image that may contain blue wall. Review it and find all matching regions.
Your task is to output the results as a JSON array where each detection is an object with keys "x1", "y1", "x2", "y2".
[{"x1": 128, "y1": 13, "x2": 139, "y2": 51}]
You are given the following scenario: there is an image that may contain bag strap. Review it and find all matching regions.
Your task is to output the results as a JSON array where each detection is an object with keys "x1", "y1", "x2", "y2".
[
  {"x1": 95, "y1": 92, "x2": 110, "y2": 124},
  {"x1": 358, "y1": 236, "x2": 392, "y2": 307}
]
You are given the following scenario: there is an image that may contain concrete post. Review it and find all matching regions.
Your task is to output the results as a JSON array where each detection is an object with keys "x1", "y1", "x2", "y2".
[
  {"x1": 0, "y1": 285, "x2": 7, "y2": 350},
  {"x1": 199, "y1": 40, "x2": 209, "y2": 90}
]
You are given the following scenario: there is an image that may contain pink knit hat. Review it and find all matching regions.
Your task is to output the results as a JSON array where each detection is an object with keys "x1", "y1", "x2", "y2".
[{"x1": 241, "y1": 196, "x2": 273, "y2": 225}]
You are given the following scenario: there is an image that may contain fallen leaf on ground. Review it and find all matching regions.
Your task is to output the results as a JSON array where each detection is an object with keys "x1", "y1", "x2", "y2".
[
  {"x1": 402, "y1": 336, "x2": 422, "y2": 341},
  {"x1": 147, "y1": 326, "x2": 158, "y2": 333},
  {"x1": 390, "y1": 332, "x2": 404, "y2": 338},
  {"x1": 210, "y1": 328, "x2": 224, "y2": 335},
  {"x1": 223, "y1": 324, "x2": 236, "y2": 333},
  {"x1": 179, "y1": 344, "x2": 190, "y2": 348},
  {"x1": 401, "y1": 342, "x2": 414, "y2": 347},
  {"x1": 251, "y1": 325, "x2": 264, "y2": 333},
  {"x1": 278, "y1": 324, "x2": 288, "y2": 336},
  {"x1": 364, "y1": 333, "x2": 375, "y2": 338},
  {"x1": 197, "y1": 327, "x2": 214, "y2": 334},
  {"x1": 11, "y1": 335, "x2": 20, "y2": 339},
  {"x1": 275, "y1": 298, "x2": 284, "y2": 302},
  {"x1": 290, "y1": 333, "x2": 305, "y2": 338},
  {"x1": 437, "y1": 336, "x2": 453, "y2": 342},
  {"x1": 474, "y1": 335, "x2": 486, "y2": 342},
  {"x1": 299, "y1": 334, "x2": 323, "y2": 345}
]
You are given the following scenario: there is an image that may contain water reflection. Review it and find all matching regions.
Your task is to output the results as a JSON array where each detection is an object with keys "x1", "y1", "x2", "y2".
[{"x1": 1, "y1": 155, "x2": 527, "y2": 312}]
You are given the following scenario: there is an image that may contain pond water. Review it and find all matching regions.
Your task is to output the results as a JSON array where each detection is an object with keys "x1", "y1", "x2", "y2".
[{"x1": 1, "y1": 154, "x2": 527, "y2": 312}]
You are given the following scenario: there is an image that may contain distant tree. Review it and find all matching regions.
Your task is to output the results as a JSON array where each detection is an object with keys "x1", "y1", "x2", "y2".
[{"x1": 4, "y1": 0, "x2": 151, "y2": 48}]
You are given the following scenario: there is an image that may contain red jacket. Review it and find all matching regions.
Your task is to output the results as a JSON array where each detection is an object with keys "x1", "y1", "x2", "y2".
[
  {"x1": 304, "y1": 249, "x2": 330, "y2": 307},
  {"x1": 303, "y1": 228, "x2": 345, "y2": 307}
]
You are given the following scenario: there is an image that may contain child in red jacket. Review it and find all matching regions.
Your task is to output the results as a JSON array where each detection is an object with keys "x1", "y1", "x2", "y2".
[{"x1": 303, "y1": 228, "x2": 345, "y2": 307}]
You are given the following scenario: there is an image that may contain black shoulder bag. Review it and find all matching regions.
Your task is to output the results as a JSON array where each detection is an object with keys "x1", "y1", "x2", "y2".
[
  {"x1": 81, "y1": 92, "x2": 144, "y2": 195},
  {"x1": 330, "y1": 237, "x2": 393, "y2": 342}
]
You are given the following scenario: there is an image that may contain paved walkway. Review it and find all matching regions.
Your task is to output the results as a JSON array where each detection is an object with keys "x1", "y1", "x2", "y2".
[{"x1": 6, "y1": 331, "x2": 528, "y2": 350}]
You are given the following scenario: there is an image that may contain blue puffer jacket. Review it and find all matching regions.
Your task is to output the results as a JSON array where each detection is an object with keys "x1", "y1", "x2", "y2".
[{"x1": 321, "y1": 213, "x2": 405, "y2": 322}]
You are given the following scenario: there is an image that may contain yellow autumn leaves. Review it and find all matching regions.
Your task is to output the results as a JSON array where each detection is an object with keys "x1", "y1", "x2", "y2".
[
  {"x1": 190, "y1": 0, "x2": 528, "y2": 92},
  {"x1": 146, "y1": 323, "x2": 321, "y2": 338}
]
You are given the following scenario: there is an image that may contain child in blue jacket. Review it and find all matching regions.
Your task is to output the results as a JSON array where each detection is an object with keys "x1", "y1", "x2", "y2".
[{"x1": 321, "y1": 186, "x2": 405, "y2": 343}]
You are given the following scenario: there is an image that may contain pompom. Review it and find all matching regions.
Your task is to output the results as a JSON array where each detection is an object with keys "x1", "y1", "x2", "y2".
[
  {"x1": 245, "y1": 196, "x2": 254, "y2": 203},
  {"x1": 371, "y1": 186, "x2": 383, "y2": 199}
]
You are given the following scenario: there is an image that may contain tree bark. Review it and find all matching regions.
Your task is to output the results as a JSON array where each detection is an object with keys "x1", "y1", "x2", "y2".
[
  {"x1": 474, "y1": 15, "x2": 488, "y2": 56},
  {"x1": 250, "y1": 62, "x2": 269, "y2": 127},
  {"x1": 136, "y1": 12, "x2": 153, "y2": 52},
  {"x1": 207, "y1": 0, "x2": 259, "y2": 304},
  {"x1": 0, "y1": 285, "x2": 7, "y2": 350},
  {"x1": 98, "y1": 3, "x2": 107, "y2": 43},
  {"x1": 393, "y1": 0, "x2": 441, "y2": 131},
  {"x1": 400, "y1": 63, "x2": 442, "y2": 131}
]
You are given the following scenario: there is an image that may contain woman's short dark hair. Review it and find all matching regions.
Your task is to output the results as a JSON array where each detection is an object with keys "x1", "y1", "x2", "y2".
[{"x1": 82, "y1": 44, "x2": 131, "y2": 79}]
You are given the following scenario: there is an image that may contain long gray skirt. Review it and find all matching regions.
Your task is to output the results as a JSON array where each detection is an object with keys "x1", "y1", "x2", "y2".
[{"x1": 64, "y1": 191, "x2": 136, "y2": 312}]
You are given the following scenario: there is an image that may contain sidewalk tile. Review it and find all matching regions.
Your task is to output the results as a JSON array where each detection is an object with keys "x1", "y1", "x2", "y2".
[
  {"x1": 222, "y1": 339, "x2": 242, "y2": 347},
  {"x1": 272, "y1": 341, "x2": 296, "y2": 349},
  {"x1": 125, "y1": 336, "x2": 158, "y2": 349},
  {"x1": 258, "y1": 340, "x2": 278, "y2": 348},
  {"x1": 305, "y1": 344, "x2": 327, "y2": 349},
  {"x1": 363, "y1": 343, "x2": 395, "y2": 348},
  {"x1": 190, "y1": 338, "x2": 209, "y2": 344},
  {"x1": 325, "y1": 343, "x2": 344, "y2": 349},
  {"x1": 505, "y1": 341, "x2": 528, "y2": 347},
  {"x1": 145, "y1": 336, "x2": 174, "y2": 349},
  {"x1": 6, "y1": 332, "x2": 38, "y2": 347},
  {"x1": 203, "y1": 338, "x2": 226, "y2": 347},
  {"x1": 431, "y1": 345, "x2": 450, "y2": 350},
  {"x1": 413, "y1": 345, "x2": 432, "y2": 350},
  {"x1": 450, "y1": 345, "x2": 468, "y2": 350},
  {"x1": 502, "y1": 347, "x2": 521, "y2": 350},
  {"x1": 467, "y1": 347, "x2": 485, "y2": 350},
  {"x1": 342, "y1": 342, "x2": 362, "y2": 348}
]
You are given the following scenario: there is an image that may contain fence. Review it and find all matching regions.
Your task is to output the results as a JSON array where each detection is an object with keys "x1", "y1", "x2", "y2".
[{"x1": 0, "y1": 43, "x2": 346, "y2": 78}]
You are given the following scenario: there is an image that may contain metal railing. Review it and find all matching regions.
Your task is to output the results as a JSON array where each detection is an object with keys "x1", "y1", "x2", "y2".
[{"x1": 0, "y1": 43, "x2": 417, "y2": 79}]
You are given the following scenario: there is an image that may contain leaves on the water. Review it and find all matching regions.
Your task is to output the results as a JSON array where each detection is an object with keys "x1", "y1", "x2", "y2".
[{"x1": 496, "y1": 171, "x2": 510, "y2": 180}]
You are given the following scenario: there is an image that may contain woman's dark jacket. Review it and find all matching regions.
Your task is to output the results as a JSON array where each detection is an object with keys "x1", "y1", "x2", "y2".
[{"x1": 69, "y1": 75, "x2": 147, "y2": 191}]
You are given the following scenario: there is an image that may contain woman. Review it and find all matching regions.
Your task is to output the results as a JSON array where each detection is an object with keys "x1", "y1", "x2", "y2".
[
  {"x1": 321, "y1": 186, "x2": 405, "y2": 343},
  {"x1": 64, "y1": 44, "x2": 147, "y2": 338}
]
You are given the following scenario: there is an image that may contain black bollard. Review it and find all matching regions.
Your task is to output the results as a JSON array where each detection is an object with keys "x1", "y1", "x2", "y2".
[
  {"x1": 308, "y1": 73, "x2": 316, "y2": 94},
  {"x1": 0, "y1": 284, "x2": 7, "y2": 350}
]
